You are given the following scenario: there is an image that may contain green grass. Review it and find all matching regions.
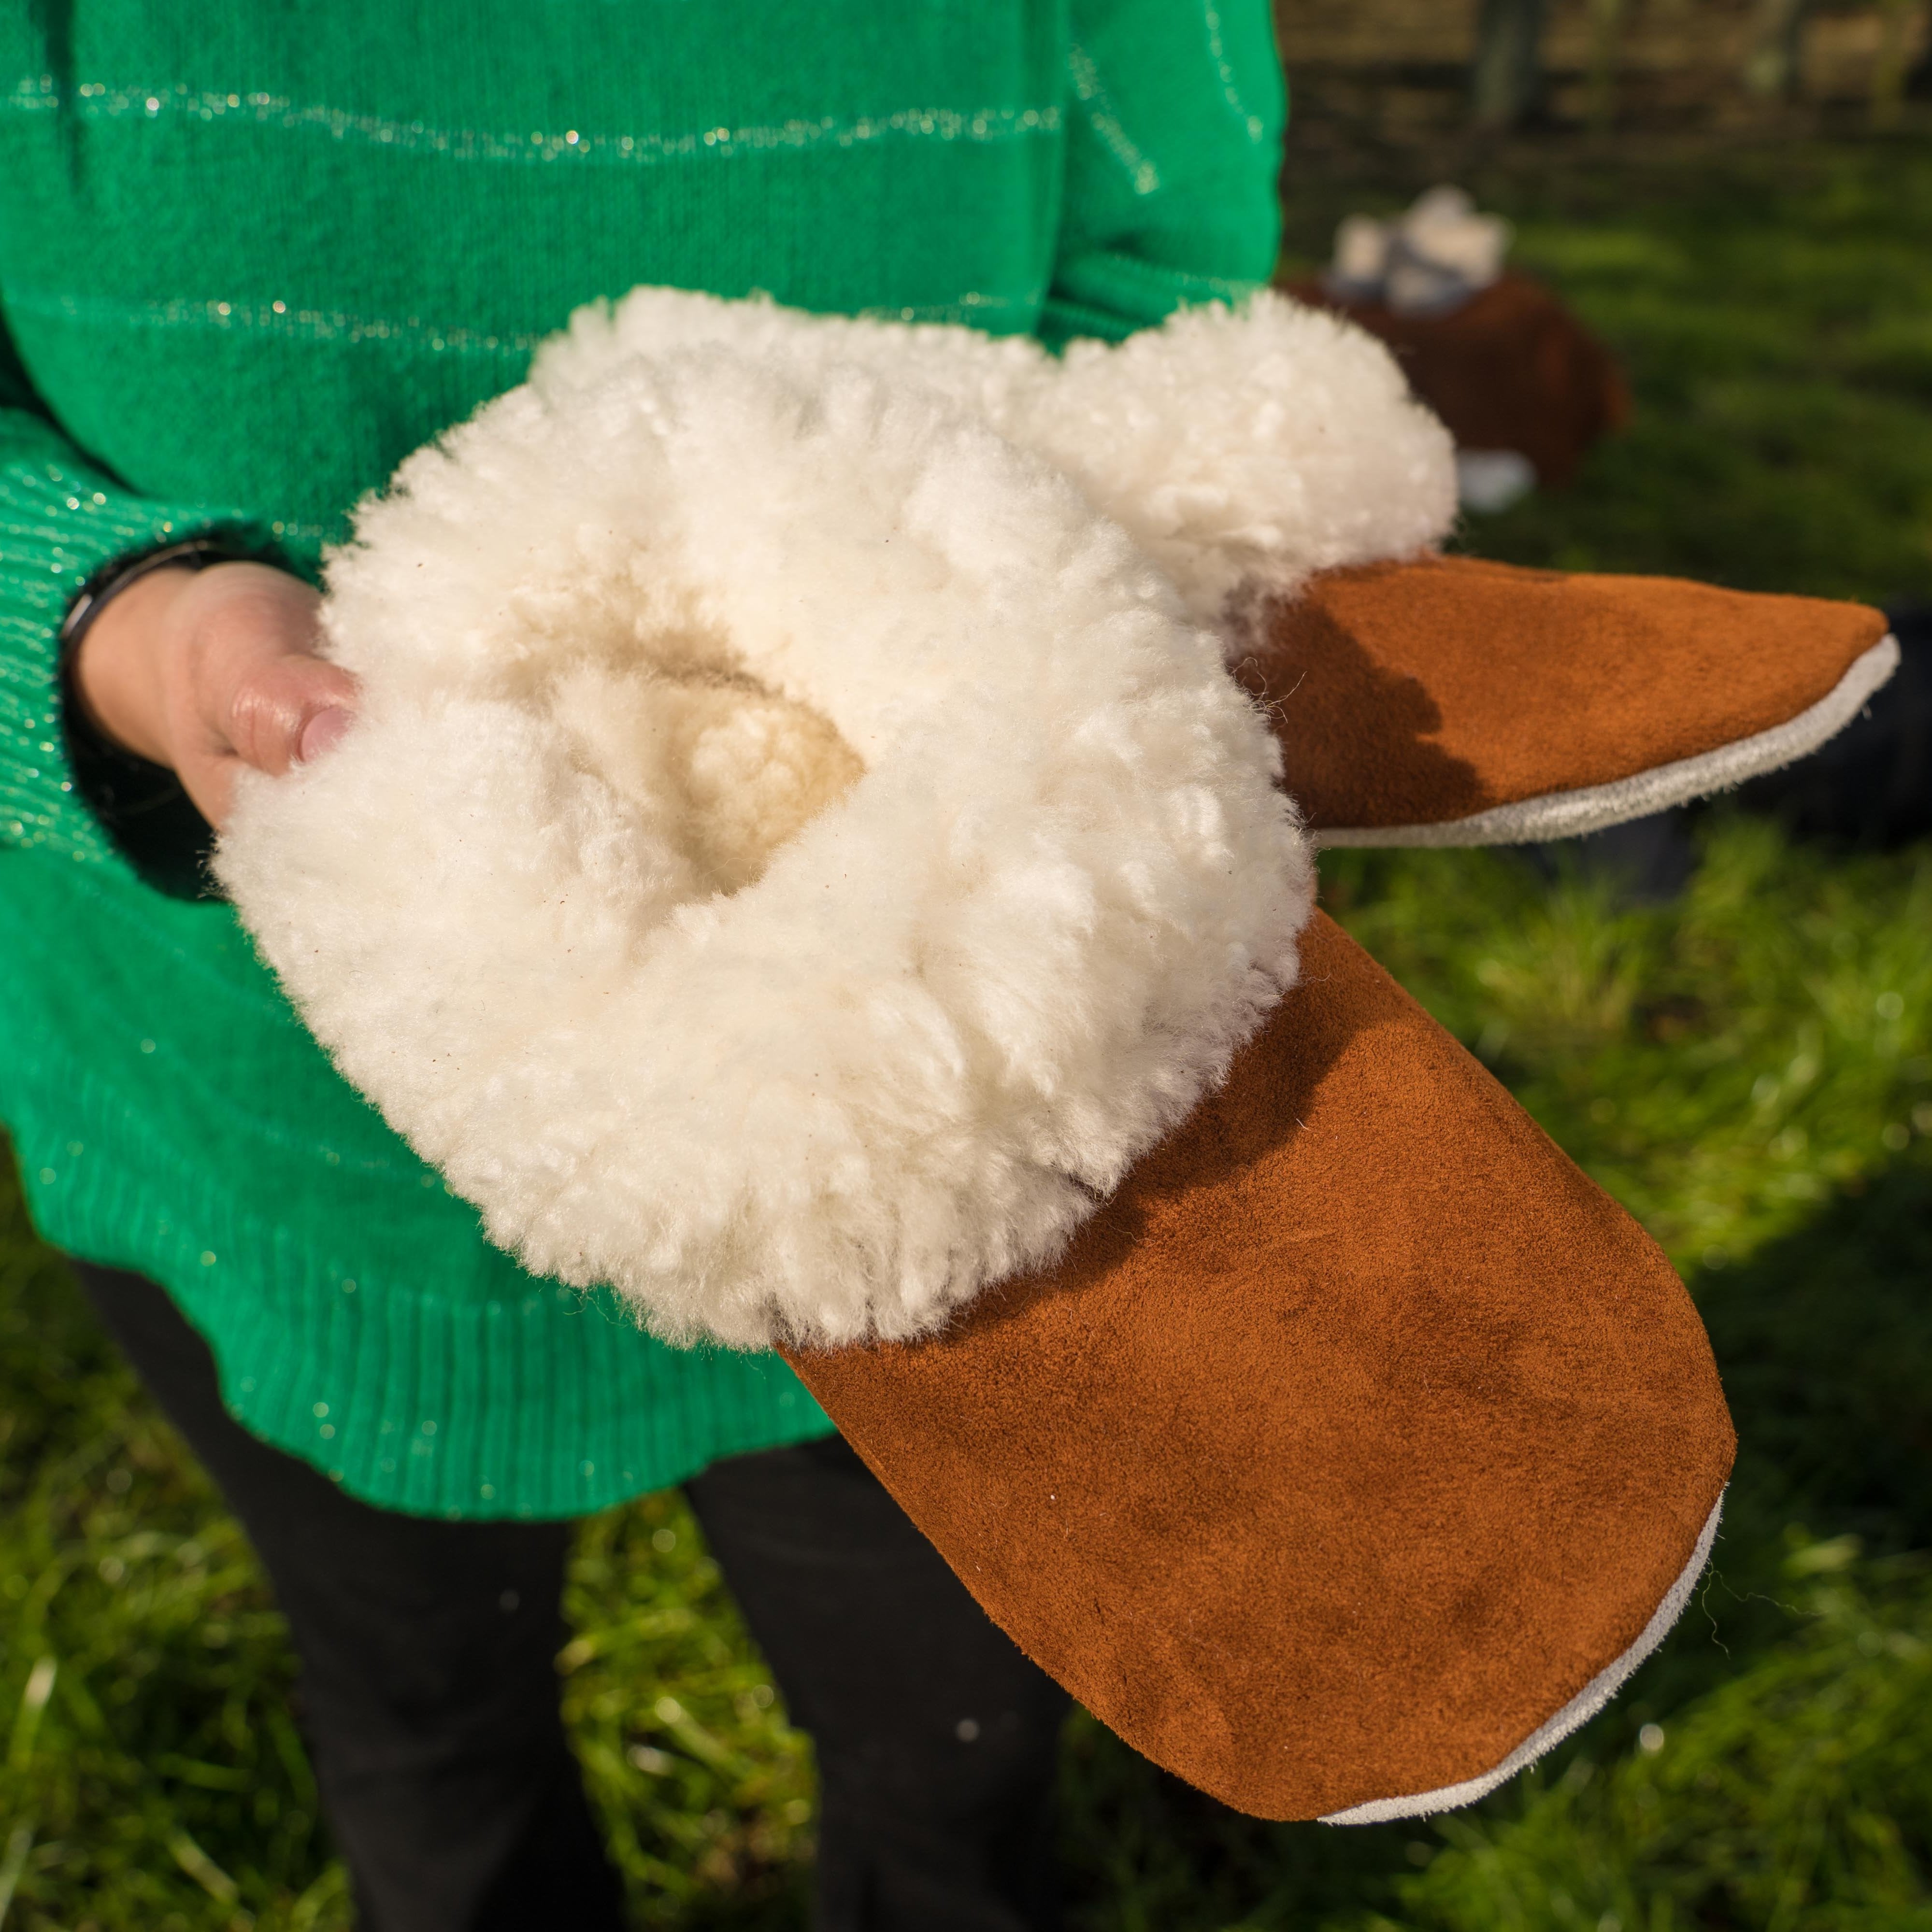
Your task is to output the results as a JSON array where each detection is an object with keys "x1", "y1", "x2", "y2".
[{"x1": 8, "y1": 132, "x2": 1932, "y2": 1929}]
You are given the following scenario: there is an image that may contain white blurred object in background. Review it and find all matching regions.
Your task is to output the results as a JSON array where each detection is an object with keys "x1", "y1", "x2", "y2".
[
  {"x1": 1327, "y1": 186, "x2": 1514, "y2": 316},
  {"x1": 1454, "y1": 448, "x2": 1538, "y2": 514}
]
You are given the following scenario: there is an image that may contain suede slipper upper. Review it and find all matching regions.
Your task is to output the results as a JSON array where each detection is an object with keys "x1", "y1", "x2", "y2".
[
  {"x1": 787, "y1": 911, "x2": 1734, "y2": 1823},
  {"x1": 556, "y1": 290, "x2": 1897, "y2": 855},
  {"x1": 1243, "y1": 555, "x2": 1897, "y2": 847}
]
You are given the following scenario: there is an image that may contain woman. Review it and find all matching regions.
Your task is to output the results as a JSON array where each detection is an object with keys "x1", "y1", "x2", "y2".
[{"x1": 0, "y1": 3, "x2": 1286, "y2": 1923}]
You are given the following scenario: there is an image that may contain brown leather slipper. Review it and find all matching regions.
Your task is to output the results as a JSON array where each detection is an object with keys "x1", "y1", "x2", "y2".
[
  {"x1": 1233, "y1": 555, "x2": 1897, "y2": 848},
  {"x1": 784, "y1": 910, "x2": 1735, "y2": 1822}
]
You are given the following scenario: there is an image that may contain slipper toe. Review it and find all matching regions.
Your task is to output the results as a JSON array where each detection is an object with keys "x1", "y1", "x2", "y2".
[{"x1": 1238, "y1": 556, "x2": 1895, "y2": 847}]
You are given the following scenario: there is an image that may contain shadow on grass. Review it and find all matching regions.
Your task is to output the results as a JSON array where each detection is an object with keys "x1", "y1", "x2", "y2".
[{"x1": 1702, "y1": 1145, "x2": 1932, "y2": 1558}]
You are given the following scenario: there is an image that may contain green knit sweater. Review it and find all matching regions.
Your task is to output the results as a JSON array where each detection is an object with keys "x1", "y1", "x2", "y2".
[{"x1": 0, "y1": 0, "x2": 1285, "y2": 1518}]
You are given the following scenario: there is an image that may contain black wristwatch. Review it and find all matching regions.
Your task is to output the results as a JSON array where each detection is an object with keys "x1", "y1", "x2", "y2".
[
  {"x1": 57, "y1": 535, "x2": 250, "y2": 667},
  {"x1": 57, "y1": 535, "x2": 258, "y2": 890}
]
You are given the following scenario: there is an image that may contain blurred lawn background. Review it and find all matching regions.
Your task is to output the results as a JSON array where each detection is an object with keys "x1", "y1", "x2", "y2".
[{"x1": 6, "y1": 132, "x2": 1932, "y2": 1930}]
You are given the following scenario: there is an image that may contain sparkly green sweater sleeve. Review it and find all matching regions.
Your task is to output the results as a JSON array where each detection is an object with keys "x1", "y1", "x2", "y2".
[
  {"x1": 0, "y1": 0, "x2": 1289, "y2": 1520},
  {"x1": 1044, "y1": 0, "x2": 1285, "y2": 343},
  {"x1": 0, "y1": 334, "x2": 259, "y2": 867}
]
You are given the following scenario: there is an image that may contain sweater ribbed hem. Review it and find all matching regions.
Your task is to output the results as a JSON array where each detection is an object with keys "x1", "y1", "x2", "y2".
[{"x1": 8, "y1": 1046, "x2": 834, "y2": 1521}]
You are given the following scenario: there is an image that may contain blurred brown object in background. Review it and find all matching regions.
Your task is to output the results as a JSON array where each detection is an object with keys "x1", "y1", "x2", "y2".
[{"x1": 1281, "y1": 269, "x2": 1631, "y2": 488}]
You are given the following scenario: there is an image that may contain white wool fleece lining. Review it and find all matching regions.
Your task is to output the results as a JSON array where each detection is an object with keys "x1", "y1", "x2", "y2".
[
  {"x1": 217, "y1": 328, "x2": 1316, "y2": 1349},
  {"x1": 530, "y1": 286, "x2": 1460, "y2": 625}
]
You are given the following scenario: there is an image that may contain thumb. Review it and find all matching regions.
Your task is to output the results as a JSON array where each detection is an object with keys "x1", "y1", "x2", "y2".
[{"x1": 226, "y1": 656, "x2": 362, "y2": 778}]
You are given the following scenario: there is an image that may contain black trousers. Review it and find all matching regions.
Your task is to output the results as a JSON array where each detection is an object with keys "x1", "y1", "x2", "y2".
[{"x1": 74, "y1": 1264, "x2": 1069, "y2": 1932}]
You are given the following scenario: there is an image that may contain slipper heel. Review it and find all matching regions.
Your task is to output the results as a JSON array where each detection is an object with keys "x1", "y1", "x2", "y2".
[{"x1": 786, "y1": 910, "x2": 1735, "y2": 1823}]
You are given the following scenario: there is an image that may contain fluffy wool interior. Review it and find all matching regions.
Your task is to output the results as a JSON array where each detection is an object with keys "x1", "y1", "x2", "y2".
[
  {"x1": 550, "y1": 664, "x2": 864, "y2": 897},
  {"x1": 217, "y1": 291, "x2": 1450, "y2": 1349},
  {"x1": 531, "y1": 286, "x2": 1460, "y2": 626}
]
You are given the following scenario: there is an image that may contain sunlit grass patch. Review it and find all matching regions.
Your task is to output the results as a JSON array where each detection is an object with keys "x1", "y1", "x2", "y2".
[
  {"x1": 1281, "y1": 140, "x2": 1932, "y2": 605},
  {"x1": 1322, "y1": 817, "x2": 1932, "y2": 1270}
]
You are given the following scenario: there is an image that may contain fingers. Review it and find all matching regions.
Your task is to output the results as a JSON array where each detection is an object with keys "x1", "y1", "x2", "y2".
[{"x1": 162, "y1": 568, "x2": 358, "y2": 828}]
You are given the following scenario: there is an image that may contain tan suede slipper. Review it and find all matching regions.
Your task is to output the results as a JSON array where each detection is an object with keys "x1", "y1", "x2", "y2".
[
  {"x1": 217, "y1": 290, "x2": 1751, "y2": 1826},
  {"x1": 1231, "y1": 555, "x2": 1897, "y2": 847},
  {"x1": 784, "y1": 911, "x2": 1735, "y2": 1822}
]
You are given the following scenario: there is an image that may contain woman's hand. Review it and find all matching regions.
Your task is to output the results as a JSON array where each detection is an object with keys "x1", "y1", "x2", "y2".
[{"x1": 72, "y1": 560, "x2": 359, "y2": 829}]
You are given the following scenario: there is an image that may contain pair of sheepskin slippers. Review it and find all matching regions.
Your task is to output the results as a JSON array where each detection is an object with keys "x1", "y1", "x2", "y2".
[{"x1": 218, "y1": 289, "x2": 1893, "y2": 1824}]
